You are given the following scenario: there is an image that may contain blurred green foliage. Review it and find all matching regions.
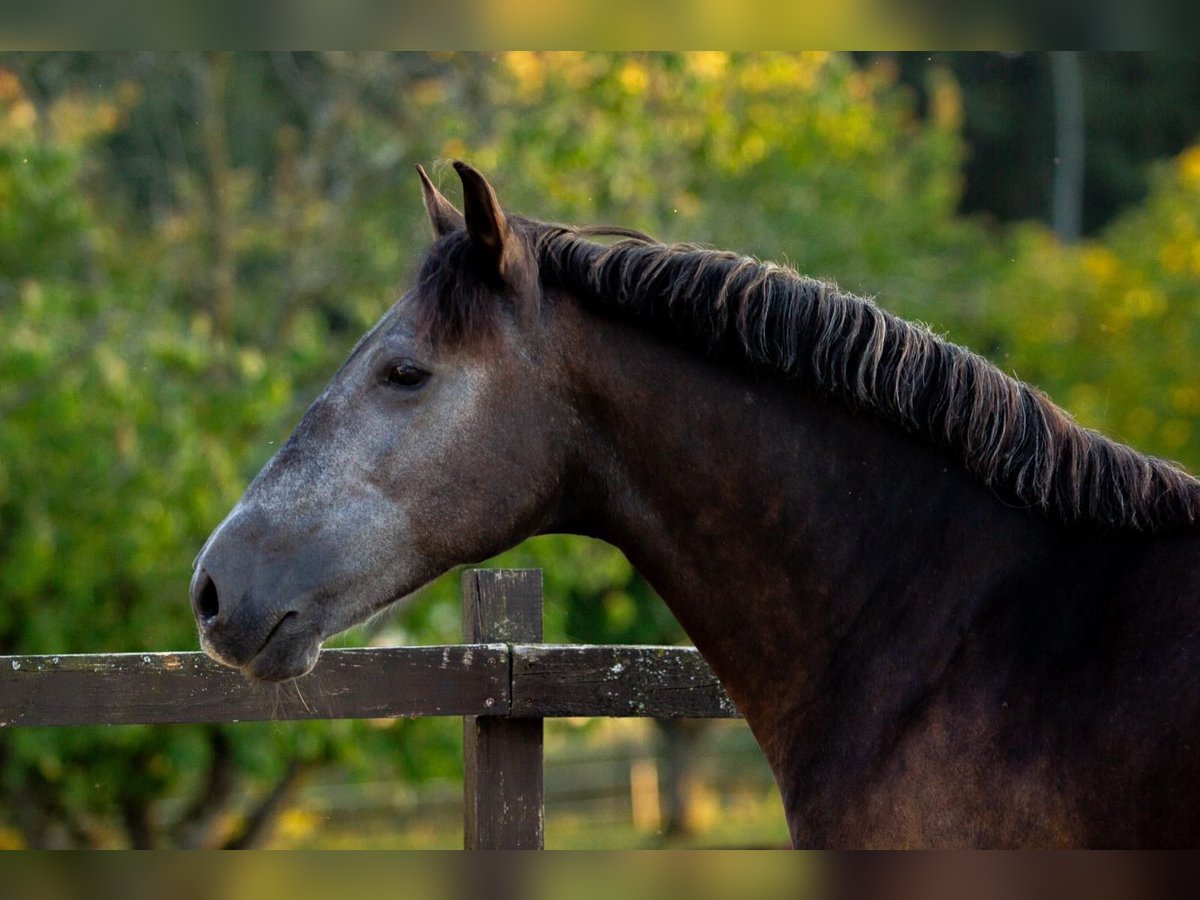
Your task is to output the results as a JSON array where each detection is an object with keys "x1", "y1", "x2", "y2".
[
  {"x1": 0, "y1": 52, "x2": 1197, "y2": 847},
  {"x1": 982, "y1": 149, "x2": 1200, "y2": 463}
]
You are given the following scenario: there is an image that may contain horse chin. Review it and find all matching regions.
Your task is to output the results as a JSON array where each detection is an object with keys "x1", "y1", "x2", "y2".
[
  {"x1": 199, "y1": 614, "x2": 323, "y2": 683},
  {"x1": 241, "y1": 634, "x2": 322, "y2": 683}
]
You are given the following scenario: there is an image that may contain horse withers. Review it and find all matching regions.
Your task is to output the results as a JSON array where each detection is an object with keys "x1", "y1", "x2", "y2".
[{"x1": 191, "y1": 162, "x2": 1200, "y2": 847}]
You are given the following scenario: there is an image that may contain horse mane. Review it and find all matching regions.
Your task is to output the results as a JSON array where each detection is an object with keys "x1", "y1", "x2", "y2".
[{"x1": 530, "y1": 225, "x2": 1200, "y2": 534}]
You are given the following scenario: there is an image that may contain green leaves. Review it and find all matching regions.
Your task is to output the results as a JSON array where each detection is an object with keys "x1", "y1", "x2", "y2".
[
  {"x1": 978, "y1": 150, "x2": 1200, "y2": 468},
  {"x1": 0, "y1": 79, "x2": 357, "y2": 845}
]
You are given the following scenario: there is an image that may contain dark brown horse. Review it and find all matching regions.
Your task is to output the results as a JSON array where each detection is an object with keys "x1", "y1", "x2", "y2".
[{"x1": 191, "y1": 162, "x2": 1200, "y2": 848}]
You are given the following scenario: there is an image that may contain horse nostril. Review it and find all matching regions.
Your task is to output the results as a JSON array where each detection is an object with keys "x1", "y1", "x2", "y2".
[{"x1": 194, "y1": 569, "x2": 220, "y2": 624}]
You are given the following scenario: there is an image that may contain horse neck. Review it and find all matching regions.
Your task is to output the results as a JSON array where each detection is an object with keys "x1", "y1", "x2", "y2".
[{"x1": 554, "y1": 305, "x2": 1053, "y2": 768}]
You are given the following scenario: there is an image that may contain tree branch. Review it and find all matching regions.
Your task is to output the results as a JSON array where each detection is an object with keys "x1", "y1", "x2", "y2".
[
  {"x1": 223, "y1": 760, "x2": 314, "y2": 849},
  {"x1": 171, "y1": 727, "x2": 240, "y2": 849}
]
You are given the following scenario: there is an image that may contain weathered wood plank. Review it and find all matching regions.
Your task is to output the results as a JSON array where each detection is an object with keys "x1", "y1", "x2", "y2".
[
  {"x1": 463, "y1": 569, "x2": 544, "y2": 850},
  {"x1": 0, "y1": 643, "x2": 741, "y2": 727},
  {"x1": 510, "y1": 645, "x2": 741, "y2": 719},
  {"x1": 0, "y1": 645, "x2": 509, "y2": 727}
]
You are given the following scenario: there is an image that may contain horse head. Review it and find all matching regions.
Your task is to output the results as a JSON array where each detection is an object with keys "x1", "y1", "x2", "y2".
[{"x1": 190, "y1": 163, "x2": 574, "y2": 681}]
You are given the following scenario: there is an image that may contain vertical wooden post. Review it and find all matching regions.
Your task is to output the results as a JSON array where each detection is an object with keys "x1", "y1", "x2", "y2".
[{"x1": 462, "y1": 569, "x2": 544, "y2": 849}]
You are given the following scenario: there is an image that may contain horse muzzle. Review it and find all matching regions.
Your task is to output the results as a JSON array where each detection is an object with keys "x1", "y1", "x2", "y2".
[{"x1": 190, "y1": 566, "x2": 322, "y2": 682}]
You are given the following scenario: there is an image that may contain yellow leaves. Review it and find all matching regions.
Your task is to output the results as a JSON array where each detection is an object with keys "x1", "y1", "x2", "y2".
[
  {"x1": 617, "y1": 60, "x2": 649, "y2": 95},
  {"x1": 695, "y1": 50, "x2": 819, "y2": 112},
  {"x1": 816, "y1": 105, "x2": 880, "y2": 160},
  {"x1": 738, "y1": 132, "x2": 768, "y2": 167},
  {"x1": 491, "y1": 52, "x2": 910, "y2": 193},
  {"x1": 1177, "y1": 144, "x2": 1200, "y2": 192},
  {"x1": 277, "y1": 807, "x2": 320, "y2": 843},
  {"x1": 1080, "y1": 245, "x2": 1119, "y2": 283},
  {"x1": 2, "y1": 99, "x2": 35, "y2": 136},
  {"x1": 737, "y1": 61, "x2": 773, "y2": 94},
  {"x1": 502, "y1": 51, "x2": 600, "y2": 100},
  {"x1": 1119, "y1": 286, "x2": 1166, "y2": 320},
  {"x1": 1088, "y1": 282, "x2": 1166, "y2": 339},
  {"x1": 672, "y1": 190, "x2": 701, "y2": 218},
  {"x1": 1073, "y1": 243, "x2": 1166, "y2": 337},
  {"x1": 1160, "y1": 227, "x2": 1200, "y2": 279},
  {"x1": 0, "y1": 67, "x2": 134, "y2": 144},
  {"x1": 411, "y1": 78, "x2": 445, "y2": 108},
  {"x1": 554, "y1": 52, "x2": 601, "y2": 91},
  {"x1": 775, "y1": 52, "x2": 831, "y2": 92},
  {"x1": 441, "y1": 136, "x2": 468, "y2": 160},
  {"x1": 686, "y1": 51, "x2": 729, "y2": 81},
  {"x1": 928, "y1": 68, "x2": 964, "y2": 132},
  {"x1": 505, "y1": 51, "x2": 545, "y2": 99},
  {"x1": 1003, "y1": 164, "x2": 1198, "y2": 464},
  {"x1": 1159, "y1": 241, "x2": 1190, "y2": 275},
  {"x1": 1170, "y1": 386, "x2": 1200, "y2": 415},
  {"x1": 50, "y1": 94, "x2": 119, "y2": 142},
  {"x1": 0, "y1": 67, "x2": 21, "y2": 104},
  {"x1": 237, "y1": 348, "x2": 267, "y2": 381},
  {"x1": 737, "y1": 52, "x2": 831, "y2": 95},
  {"x1": 845, "y1": 70, "x2": 874, "y2": 102},
  {"x1": 190, "y1": 313, "x2": 213, "y2": 341},
  {"x1": 0, "y1": 66, "x2": 35, "y2": 137},
  {"x1": 505, "y1": 50, "x2": 603, "y2": 100}
]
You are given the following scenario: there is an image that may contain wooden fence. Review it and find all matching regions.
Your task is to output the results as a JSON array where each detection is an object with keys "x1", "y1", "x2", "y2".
[{"x1": 0, "y1": 569, "x2": 740, "y2": 848}]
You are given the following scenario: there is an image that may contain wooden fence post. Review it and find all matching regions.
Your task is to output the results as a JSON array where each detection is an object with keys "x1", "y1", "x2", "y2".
[{"x1": 462, "y1": 569, "x2": 544, "y2": 849}]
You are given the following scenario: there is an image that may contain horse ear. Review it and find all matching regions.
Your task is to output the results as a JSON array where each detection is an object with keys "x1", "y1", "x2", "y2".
[
  {"x1": 453, "y1": 160, "x2": 512, "y2": 272},
  {"x1": 416, "y1": 164, "x2": 464, "y2": 237}
]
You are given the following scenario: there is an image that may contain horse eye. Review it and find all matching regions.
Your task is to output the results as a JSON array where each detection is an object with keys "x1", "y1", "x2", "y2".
[{"x1": 386, "y1": 364, "x2": 429, "y2": 389}]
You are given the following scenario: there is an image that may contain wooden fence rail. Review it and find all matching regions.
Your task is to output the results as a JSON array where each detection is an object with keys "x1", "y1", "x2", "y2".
[{"x1": 0, "y1": 569, "x2": 739, "y2": 849}]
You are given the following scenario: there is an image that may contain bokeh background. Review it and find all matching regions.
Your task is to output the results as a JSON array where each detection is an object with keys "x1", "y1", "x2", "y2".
[{"x1": 1, "y1": 51, "x2": 1199, "y2": 848}]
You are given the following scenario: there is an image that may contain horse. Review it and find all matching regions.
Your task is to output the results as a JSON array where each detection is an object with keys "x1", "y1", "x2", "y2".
[{"x1": 191, "y1": 161, "x2": 1200, "y2": 848}]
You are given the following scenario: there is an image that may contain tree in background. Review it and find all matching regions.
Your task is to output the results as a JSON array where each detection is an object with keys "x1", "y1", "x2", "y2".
[
  {"x1": 1, "y1": 52, "x2": 1197, "y2": 847},
  {"x1": 0, "y1": 57, "x2": 461, "y2": 848},
  {"x1": 981, "y1": 146, "x2": 1200, "y2": 466},
  {"x1": 883, "y1": 51, "x2": 1200, "y2": 235}
]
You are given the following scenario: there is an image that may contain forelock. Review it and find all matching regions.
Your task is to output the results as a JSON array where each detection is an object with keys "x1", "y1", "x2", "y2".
[{"x1": 411, "y1": 218, "x2": 540, "y2": 348}]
